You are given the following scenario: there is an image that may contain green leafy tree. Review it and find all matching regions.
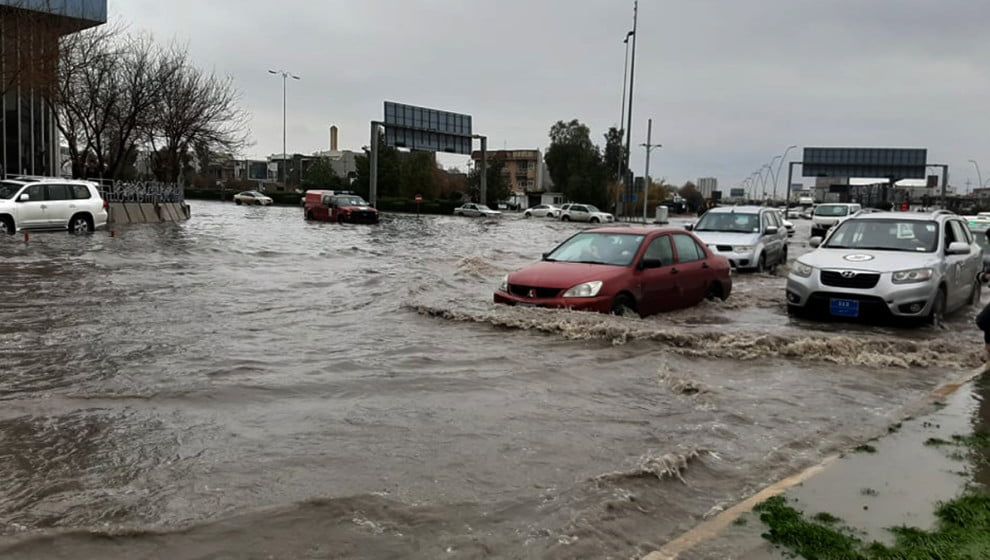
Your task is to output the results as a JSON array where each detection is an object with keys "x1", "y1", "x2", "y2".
[
  {"x1": 353, "y1": 132, "x2": 400, "y2": 198},
  {"x1": 399, "y1": 151, "x2": 438, "y2": 199},
  {"x1": 302, "y1": 157, "x2": 344, "y2": 189},
  {"x1": 545, "y1": 119, "x2": 608, "y2": 208},
  {"x1": 602, "y1": 126, "x2": 626, "y2": 183},
  {"x1": 679, "y1": 182, "x2": 705, "y2": 213},
  {"x1": 467, "y1": 158, "x2": 509, "y2": 204}
]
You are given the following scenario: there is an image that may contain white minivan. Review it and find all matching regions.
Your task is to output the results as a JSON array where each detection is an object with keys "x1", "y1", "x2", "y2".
[{"x1": 0, "y1": 178, "x2": 109, "y2": 234}]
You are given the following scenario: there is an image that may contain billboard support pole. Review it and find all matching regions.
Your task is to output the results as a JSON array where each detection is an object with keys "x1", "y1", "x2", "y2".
[
  {"x1": 369, "y1": 121, "x2": 381, "y2": 207},
  {"x1": 940, "y1": 164, "x2": 948, "y2": 209},
  {"x1": 480, "y1": 136, "x2": 488, "y2": 206},
  {"x1": 785, "y1": 161, "x2": 798, "y2": 208}
]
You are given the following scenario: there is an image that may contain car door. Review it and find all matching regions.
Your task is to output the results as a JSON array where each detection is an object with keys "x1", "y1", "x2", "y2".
[
  {"x1": 637, "y1": 235, "x2": 679, "y2": 315},
  {"x1": 571, "y1": 205, "x2": 589, "y2": 222},
  {"x1": 15, "y1": 184, "x2": 48, "y2": 228},
  {"x1": 671, "y1": 234, "x2": 711, "y2": 307},
  {"x1": 949, "y1": 220, "x2": 979, "y2": 307},
  {"x1": 942, "y1": 220, "x2": 968, "y2": 308},
  {"x1": 45, "y1": 184, "x2": 75, "y2": 228},
  {"x1": 764, "y1": 211, "x2": 784, "y2": 262}
]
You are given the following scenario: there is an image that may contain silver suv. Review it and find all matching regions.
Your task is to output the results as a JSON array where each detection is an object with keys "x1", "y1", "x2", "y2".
[
  {"x1": 689, "y1": 206, "x2": 789, "y2": 272},
  {"x1": 787, "y1": 211, "x2": 982, "y2": 322},
  {"x1": 0, "y1": 177, "x2": 108, "y2": 234}
]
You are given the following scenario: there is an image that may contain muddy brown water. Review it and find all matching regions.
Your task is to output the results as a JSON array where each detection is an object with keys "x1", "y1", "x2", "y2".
[{"x1": 0, "y1": 201, "x2": 985, "y2": 559}]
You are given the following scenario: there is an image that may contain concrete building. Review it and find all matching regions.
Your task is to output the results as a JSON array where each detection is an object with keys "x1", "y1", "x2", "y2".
[
  {"x1": 697, "y1": 177, "x2": 718, "y2": 199},
  {"x1": 470, "y1": 149, "x2": 547, "y2": 193},
  {"x1": 1, "y1": 0, "x2": 107, "y2": 177}
]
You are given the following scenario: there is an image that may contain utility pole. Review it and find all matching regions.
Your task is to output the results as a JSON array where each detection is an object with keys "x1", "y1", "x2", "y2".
[
  {"x1": 641, "y1": 118, "x2": 660, "y2": 223},
  {"x1": 623, "y1": 1, "x2": 638, "y2": 199},
  {"x1": 369, "y1": 121, "x2": 381, "y2": 207},
  {"x1": 474, "y1": 135, "x2": 488, "y2": 206}
]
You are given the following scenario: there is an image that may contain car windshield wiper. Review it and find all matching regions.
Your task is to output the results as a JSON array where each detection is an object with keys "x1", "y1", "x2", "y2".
[{"x1": 570, "y1": 260, "x2": 610, "y2": 265}]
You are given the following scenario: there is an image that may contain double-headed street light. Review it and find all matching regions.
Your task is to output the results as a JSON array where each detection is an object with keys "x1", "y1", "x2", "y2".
[
  {"x1": 773, "y1": 145, "x2": 798, "y2": 200},
  {"x1": 269, "y1": 69, "x2": 301, "y2": 185}
]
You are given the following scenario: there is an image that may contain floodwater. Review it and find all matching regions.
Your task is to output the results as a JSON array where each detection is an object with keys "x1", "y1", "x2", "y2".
[{"x1": 0, "y1": 201, "x2": 985, "y2": 559}]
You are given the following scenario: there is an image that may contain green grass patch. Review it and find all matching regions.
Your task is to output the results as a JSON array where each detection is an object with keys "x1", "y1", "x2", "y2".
[{"x1": 755, "y1": 493, "x2": 990, "y2": 560}]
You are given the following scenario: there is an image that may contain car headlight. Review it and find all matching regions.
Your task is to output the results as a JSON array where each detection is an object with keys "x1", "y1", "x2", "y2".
[
  {"x1": 499, "y1": 275, "x2": 509, "y2": 292},
  {"x1": 791, "y1": 261, "x2": 814, "y2": 278},
  {"x1": 563, "y1": 280, "x2": 603, "y2": 298},
  {"x1": 892, "y1": 268, "x2": 934, "y2": 284},
  {"x1": 733, "y1": 246, "x2": 754, "y2": 253}
]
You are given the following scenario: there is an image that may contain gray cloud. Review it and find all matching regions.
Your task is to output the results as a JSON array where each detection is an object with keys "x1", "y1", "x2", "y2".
[{"x1": 110, "y1": 0, "x2": 990, "y2": 190}]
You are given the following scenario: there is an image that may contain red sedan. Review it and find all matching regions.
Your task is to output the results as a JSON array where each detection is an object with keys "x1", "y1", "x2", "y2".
[{"x1": 493, "y1": 227, "x2": 732, "y2": 317}]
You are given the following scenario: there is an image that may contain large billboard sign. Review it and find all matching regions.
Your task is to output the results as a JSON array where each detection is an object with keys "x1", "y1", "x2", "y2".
[
  {"x1": 383, "y1": 101, "x2": 472, "y2": 155},
  {"x1": 802, "y1": 147, "x2": 927, "y2": 180}
]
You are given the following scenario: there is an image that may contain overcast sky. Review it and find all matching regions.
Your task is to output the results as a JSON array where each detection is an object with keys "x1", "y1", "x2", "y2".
[{"x1": 109, "y1": 0, "x2": 990, "y2": 192}]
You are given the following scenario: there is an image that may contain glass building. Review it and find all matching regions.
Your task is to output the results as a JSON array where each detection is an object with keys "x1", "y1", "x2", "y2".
[{"x1": 0, "y1": 0, "x2": 106, "y2": 177}]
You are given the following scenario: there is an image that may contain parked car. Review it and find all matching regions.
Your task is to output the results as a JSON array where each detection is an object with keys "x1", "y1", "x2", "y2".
[
  {"x1": 0, "y1": 177, "x2": 108, "y2": 234},
  {"x1": 787, "y1": 210, "x2": 981, "y2": 323},
  {"x1": 454, "y1": 203, "x2": 501, "y2": 218},
  {"x1": 559, "y1": 203, "x2": 615, "y2": 223},
  {"x1": 688, "y1": 206, "x2": 789, "y2": 272},
  {"x1": 234, "y1": 191, "x2": 273, "y2": 206},
  {"x1": 493, "y1": 227, "x2": 731, "y2": 317},
  {"x1": 524, "y1": 204, "x2": 561, "y2": 219},
  {"x1": 811, "y1": 203, "x2": 862, "y2": 238},
  {"x1": 965, "y1": 217, "x2": 990, "y2": 272},
  {"x1": 774, "y1": 210, "x2": 795, "y2": 237},
  {"x1": 304, "y1": 190, "x2": 379, "y2": 224},
  {"x1": 786, "y1": 208, "x2": 803, "y2": 220}
]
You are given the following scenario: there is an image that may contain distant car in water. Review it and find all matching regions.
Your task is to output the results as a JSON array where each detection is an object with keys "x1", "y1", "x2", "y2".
[
  {"x1": 523, "y1": 204, "x2": 561, "y2": 219},
  {"x1": 0, "y1": 177, "x2": 108, "y2": 234},
  {"x1": 965, "y1": 216, "x2": 990, "y2": 272},
  {"x1": 454, "y1": 203, "x2": 501, "y2": 218},
  {"x1": 559, "y1": 203, "x2": 615, "y2": 223},
  {"x1": 304, "y1": 190, "x2": 379, "y2": 224},
  {"x1": 788, "y1": 210, "x2": 981, "y2": 323},
  {"x1": 234, "y1": 191, "x2": 273, "y2": 206},
  {"x1": 688, "y1": 206, "x2": 789, "y2": 272},
  {"x1": 811, "y1": 203, "x2": 862, "y2": 238},
  {"x1": 494, "y1": 227, "x2": 732, "y2": 317}
]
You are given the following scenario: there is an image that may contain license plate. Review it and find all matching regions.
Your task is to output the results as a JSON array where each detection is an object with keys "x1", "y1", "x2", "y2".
[{"x1": 830, "y1": 298, "x2": 860, "y2": 318}]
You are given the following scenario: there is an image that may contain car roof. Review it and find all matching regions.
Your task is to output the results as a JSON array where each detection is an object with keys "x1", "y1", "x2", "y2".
[
  {"x1": 2, "y1": 177, "x2": 97, "y2": 186},
  {"x1": 846, "y1": 210, "x2": 955, "y2": 222},
  {"x1": 587, "y1": 226, "x2": 685, "y2": 236},
  {"x1": 705, "y1": 205, "x2": 765, "y2": 214}
]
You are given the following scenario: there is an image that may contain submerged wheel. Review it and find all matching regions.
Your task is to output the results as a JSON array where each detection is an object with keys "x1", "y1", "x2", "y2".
[
  {"x1": 69, "y1": 214, "x2": 93, "y2": 234},
  {"x1": 970, "y1": 278, "x2": 981, "y2": 306},
  {"x1": 0, "y1": 216, "x2": 14, "y2": 235},
  {"x1": 611, "y1": 294, "x2": 635, "y2": 316},
  {"x1": 756, "y1": 253, "x2": 767, "y2": 273},
  {"x1": 929, "y1": 288, "x2": 946, "y2": 327}
]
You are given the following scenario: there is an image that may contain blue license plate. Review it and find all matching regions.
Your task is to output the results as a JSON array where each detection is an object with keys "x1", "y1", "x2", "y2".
[{"x1": 830, "y1": 298, "x2": 860, "y2": 318}]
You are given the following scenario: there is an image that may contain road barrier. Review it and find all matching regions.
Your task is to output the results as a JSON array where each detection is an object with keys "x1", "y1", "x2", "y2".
[{"x1": 108, "y1": 201, "x2": 190, "y2": 225}]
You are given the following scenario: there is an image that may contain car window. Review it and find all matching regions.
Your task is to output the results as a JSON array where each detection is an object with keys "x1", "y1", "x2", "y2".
[
  {"x1": 72, "y1": 185, "x2": 91, "y2": 199},
  {"x1": 46, "y1": 184, "x2": 72, "y2": 201},
  {"x1": 762, "y1": 213, "x2": 773, "y2": 230},
  {"x1": 572, "y1": 206, "x2": 586, "y2": 212},
  {"x1": 643, "y1": 236, "x2": 675, "y2": 266},
  {"x1": 673, "y1": 234, "x2": 704, "y2": 263},
  {"x1": 23, "y1": 184, "x2": 46, "y2": 201},
  {"x1": 949, "y1": 221, "x2": 970, "y2": 247},
  {"x1": 944, "y1": 221, "x2": 958, "y2": 249}
]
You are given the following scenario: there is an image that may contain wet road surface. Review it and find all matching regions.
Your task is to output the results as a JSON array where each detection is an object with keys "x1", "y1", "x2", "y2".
[{"x1": 0, "y1": 201, "x2": 985, "y2": 559}]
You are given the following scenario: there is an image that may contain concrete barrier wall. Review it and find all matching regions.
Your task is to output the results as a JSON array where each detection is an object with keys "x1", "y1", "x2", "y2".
[{"x1": 108, "y1": 202, "x2": 191, "y2": 225}]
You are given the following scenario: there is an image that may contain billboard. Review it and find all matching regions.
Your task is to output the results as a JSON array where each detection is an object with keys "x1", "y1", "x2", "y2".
[
  {"x1": 729, "y1": 188, "x2": 746, "y2": 198},
  {"x1": 802, "y1": 147, "x2": 927, "y2": 180},
  {"x1": 383, "y1": 101, "x2": 472, "y2": 155}
]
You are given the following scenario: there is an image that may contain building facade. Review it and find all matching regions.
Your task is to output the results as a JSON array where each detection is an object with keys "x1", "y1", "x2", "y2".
[
  {"x1": 470, "y1": 149, "x2": 546, "y2": 193},
  {"x1": 697, "y1": 177, "x2": 718, "y2": 199},
  {"x1": 1, "y1": 0, "x2": 107, "y2": 177}
]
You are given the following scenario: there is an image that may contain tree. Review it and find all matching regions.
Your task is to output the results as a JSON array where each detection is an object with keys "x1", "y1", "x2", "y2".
[
  {"x1": 302, "y1": 157, "x2": 344, "y2": 189},
  {"x1": 679, "y1": 182, "x2": 705, "y2": 213},
  {"x1": 353, "y1": 132, "x2": 400, "y2": 199},
  {"x1": 544, "y1": 119, "x2": 608, "y2": 208},
  {"x1": 467, "y1": 158, "x2": 509, "y2": 204},
  {"x1": 602, "y1": 126, "x2": 626, "y2": 183},
  {"x1": 398, "y1": 151, "x2": 438, "y2": 199}
]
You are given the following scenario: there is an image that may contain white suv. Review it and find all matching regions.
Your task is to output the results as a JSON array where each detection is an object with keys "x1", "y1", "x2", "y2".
[{"x1": 0, "y1": 178, "x2": 109, "y2": 234}]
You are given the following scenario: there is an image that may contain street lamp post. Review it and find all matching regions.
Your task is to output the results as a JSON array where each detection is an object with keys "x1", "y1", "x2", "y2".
[
  {"x1": 766, "y1": 156, "x2": 782, "y2": 201},
  {"x1": 623, "y1": 1, "x2": 638, "y2": 199},
  {"x1": 268, "y1": 69, "x2": 301, "y2": 185},
  {"x1": 774, "y1": 145, "x2": 798, "y2": 202},
  {"x1": 617, "y1": 30, "x2": 634, "y2": 182}
]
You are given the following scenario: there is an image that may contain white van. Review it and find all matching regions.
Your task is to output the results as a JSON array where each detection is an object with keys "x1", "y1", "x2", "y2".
[{"x1": 811, "y1": 203, "x2": 861, "y2": 238}]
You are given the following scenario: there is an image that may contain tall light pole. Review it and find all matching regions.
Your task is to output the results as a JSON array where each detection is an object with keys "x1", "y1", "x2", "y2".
[
  {"x1": 970, "y1": 160, "x2": 987, "y2": 190},
  {"x1": 641, "y1": 118, "x2": 661, "y2": 222},
  {"x1": 623, "y1": 1, "x2": 638, "y2": 198},
  {"x1": 268, "y1": 69, "x2": 301, "y2": 185},
  {"x1": 774, "y1": 145, "x2": 798, "y2": 201},
  {"x1": 617, "y1": 30, "x2": 634, "y2": 182},
  {"x1": 766, "y1": 156, "x2": 782, "y2": 200}
]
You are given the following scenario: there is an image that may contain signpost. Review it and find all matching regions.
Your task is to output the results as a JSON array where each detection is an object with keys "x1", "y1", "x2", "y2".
[{"x1": 415, "y1": 194, "x2": 423, "y2": 216}]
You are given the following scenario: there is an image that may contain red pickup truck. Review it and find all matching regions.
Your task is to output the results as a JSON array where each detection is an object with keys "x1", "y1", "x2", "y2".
[{"x1": 303, "y1": 190, "x2": 379, "y2": 224}]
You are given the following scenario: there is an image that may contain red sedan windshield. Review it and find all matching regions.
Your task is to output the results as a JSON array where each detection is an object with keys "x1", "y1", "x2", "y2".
[{"x1": 546, "y1": 232, "x2": 645, "y2": 266}]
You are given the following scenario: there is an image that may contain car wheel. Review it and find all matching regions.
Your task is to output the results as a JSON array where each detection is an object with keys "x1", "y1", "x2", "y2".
[
  {"x1": 562, "y1": 216, "x2": 570, "y2": 222},
  {"x1": 705, "y1": 283, "x2": 726, "y2": 301},
  {"x1": 0, "y1": 216, "x2": 14, "y2": 235},
  {"x1": 524, "y1": 212, "x2": 531, "y2": 218},
  {"x1": 306, "y1": 211, "x2": 314, "y2": 220},
  {"x1": 756, "y1": 253, "x2": 767, "y2": 273},
  {"x1": 69, "y1": 214, "x2": 93, "y2": 234},
  {"x1": 929, "y1": 288, "x2": 947, "y2": 327},
  {"x1": 969, "y1": 278, "x2": 981, "y2": 306},
  {"x1": 611, "y1": 294, "x2": 636, "y2": 317},
  {"x1": 590, "y1": 217, "x2": 600, "y2": 223}
]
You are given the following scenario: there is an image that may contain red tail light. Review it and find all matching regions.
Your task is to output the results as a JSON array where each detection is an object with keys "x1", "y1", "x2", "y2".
[{"x1": 103, "y1": 200, "x2": 109, "y2": 211}]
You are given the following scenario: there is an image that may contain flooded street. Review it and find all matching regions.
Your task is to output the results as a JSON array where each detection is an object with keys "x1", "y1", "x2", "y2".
[{"x1": 0, "y1": 201, "x2": 986, "y2": 559}]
